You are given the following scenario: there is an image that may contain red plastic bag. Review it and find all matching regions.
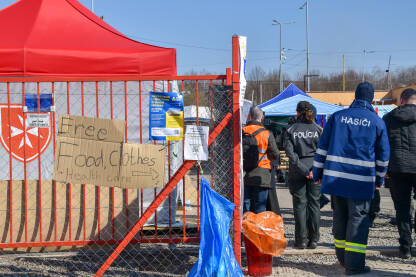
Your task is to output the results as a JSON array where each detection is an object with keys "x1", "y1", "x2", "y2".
[{"x1": 242, "y1": 211, "x2": 286, "y2": 256}]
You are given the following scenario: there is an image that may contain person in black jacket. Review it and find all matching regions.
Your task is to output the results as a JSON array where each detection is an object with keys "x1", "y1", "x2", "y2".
[
  {"x1": 284, "y1": 101, "x2": 323, "y2": 249},
  {"x1": 383, "y1": 88, "x2": 416, "y2": 259}
]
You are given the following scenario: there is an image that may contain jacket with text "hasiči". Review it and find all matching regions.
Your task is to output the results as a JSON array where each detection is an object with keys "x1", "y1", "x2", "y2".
[{"x1": 312, "y1": 100, "x2": 390, "y2": 200}]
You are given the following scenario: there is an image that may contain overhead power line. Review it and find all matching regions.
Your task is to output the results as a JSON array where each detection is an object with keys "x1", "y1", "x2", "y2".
[{"x1": 123, "y1": 33, "x2": 416, "y2": 58}]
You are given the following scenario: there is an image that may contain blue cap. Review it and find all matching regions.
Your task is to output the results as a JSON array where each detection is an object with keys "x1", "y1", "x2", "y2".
[{"x1": 355, "y1": 82, "x2": 374, "y2": 103}]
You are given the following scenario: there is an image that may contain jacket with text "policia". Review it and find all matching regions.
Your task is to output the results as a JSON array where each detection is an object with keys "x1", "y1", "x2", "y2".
[
  {"x1": 243, "y1": 121, "x2": 280, "y2": 188},
  {"x1": 284, "y1": 118, "x2": 323, "y2": 177},
  {"x1": 312, "y1": 100, "x2": 390, "y2": 200}
]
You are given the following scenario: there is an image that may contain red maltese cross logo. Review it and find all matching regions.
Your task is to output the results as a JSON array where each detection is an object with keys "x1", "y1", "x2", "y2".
[{"x1": 0, "y1": 104, "x2": 52, "y2": 162}]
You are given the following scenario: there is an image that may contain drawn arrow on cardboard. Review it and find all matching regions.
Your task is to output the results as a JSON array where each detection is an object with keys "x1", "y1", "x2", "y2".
[{"x1": 131, "y1": 168, "x2": 160, "y2": 180}]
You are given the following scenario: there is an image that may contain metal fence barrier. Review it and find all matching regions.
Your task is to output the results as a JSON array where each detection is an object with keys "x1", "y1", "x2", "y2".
[{"x1": 0, "y1": 71, "x2": 241, "y2": 276}]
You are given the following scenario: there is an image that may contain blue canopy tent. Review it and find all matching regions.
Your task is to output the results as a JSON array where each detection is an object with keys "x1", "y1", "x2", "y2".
[
  {"x1": 263, "y1": 94, "x2": 343, "y2": 116},
  {"x1": 258, "y1": 83, "x2": 309, "y2": 108},
  {"x1": 263, "y1": 94, "x2": 344, "y2": 128},
  {"x1": 373, "y1": 105, "x2": 395, "y2": 118}
]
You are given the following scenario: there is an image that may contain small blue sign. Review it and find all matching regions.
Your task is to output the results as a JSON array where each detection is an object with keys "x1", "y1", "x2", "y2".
[{"x1": 25, "y1": 94, "x2": 53, "y2": 112}]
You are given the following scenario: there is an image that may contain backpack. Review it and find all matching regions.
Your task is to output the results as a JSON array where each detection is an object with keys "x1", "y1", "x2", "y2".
[{"x1": 242, "y1": 128, "x2": 267, "y2": 173}]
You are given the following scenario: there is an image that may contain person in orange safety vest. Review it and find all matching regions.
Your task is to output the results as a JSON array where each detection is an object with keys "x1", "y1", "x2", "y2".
[{"x1": 243, "y1": 106, "x2": 279, "y2": 214}]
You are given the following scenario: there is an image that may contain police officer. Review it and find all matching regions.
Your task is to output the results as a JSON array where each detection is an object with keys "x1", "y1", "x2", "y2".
[
  {"x1": 284, "y1": 101, "x2": 323, "y2": 249},
  {"x1": 313, "y1": 82, "x2": 390, "y2": 275}
]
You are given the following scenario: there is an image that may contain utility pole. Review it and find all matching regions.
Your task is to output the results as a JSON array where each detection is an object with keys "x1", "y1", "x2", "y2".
[
  {"x1": 306, "y1": 0, "x2": 310, "y2": 92},
  {"x1": 362, "y1": 49, "x2": 375, "y2": 82},
  {"x1": 260, "y1": 83, "x2": 263, "y2": 104},
  {"x1": 386, "y1": 55, "x2": 392, "y2": 91},
  {"x1": 300, "y1": 1, "x2": 310, "y2": 92},
  {"x1": 279, "y1": 24, "x2": 282, "y2": 93},
  {"x1": 342, "y1": 55, "x2": 346, "y2": 91},
  {"x1": 272, "y1": 20, "x2": 295, "y2": 92},
  {"x1": 92, "y1": 0, "x2": 94, "y2": 12},
  {"x1": 362, "y1": 50, "x2": 366, "y2": 82},
  {"x1": 251, "y1": 90, "x2": 254, "y2": 103}
]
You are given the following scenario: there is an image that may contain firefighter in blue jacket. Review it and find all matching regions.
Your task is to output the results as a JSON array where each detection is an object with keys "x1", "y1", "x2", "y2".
[{"x1": 313, "y1": 82, "x2": 390, "y2": 276}]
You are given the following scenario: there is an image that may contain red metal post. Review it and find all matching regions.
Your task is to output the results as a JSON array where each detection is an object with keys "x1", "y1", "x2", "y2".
[
  {"x1": 66, "y1": 82, "x2": 72, "y2": 241},
  {"x1": 110, "y1": 81, "x2": 115, "y2": 241},
  {"x1": 81, "y1": 82, "x2": 86, "y2": 242},
  {"x1": 52, "y1": 82, "x2": 57, "y2": 242},
  {"x1": 181, "y1": 80, "x2": 187, "y2": 240},
  {"x1": 124, "y1": 81, "x2": 129, "y2": 233},
  {"x1": 196, "y1": 80, "x2": 200, "y2": 232},
  {"x1": 232, "y1": 35, "x2": 242, "y2": 265},
  {"x1": 37, "y1": 82, "x2": 43, "y2": 242},
  {"x1": 168, "y1": 81, "x2": 172, "y2": 239},
  {"x1": 152, "y1": 80, "x2": 158, "y2": 238},
  {"x1": 22, "y1": 83, "x2": 28, "y2": 243},
  {"x1": 95, "y1": 81, "x2": 101, "y2": 240},
  {"x1": 139, "y1": 81, "x2": 144, "y2": 241},
  {"x1": 7, "y1": 82, "x2": 12, "y2": 243},
  {"x1": 210, "y1": 80, "x2": 214, "y2": 186}
]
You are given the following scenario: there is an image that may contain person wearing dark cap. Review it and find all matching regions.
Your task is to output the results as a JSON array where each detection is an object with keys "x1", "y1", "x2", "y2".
[
  {"x1": 313, "y1": 82, "x2": 390, "y2": 275},
  {"x1": 383, "y1": 88, "x2": 416, "y2": 259},
  {"x1": 284, "y1": 101, "x2": 323, "y2": 249}
]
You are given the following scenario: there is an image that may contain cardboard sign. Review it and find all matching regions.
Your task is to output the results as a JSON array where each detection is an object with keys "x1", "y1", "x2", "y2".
[
  {"x1": 53, "y1": 115, "x2": 166, "y2": 189},
  {"x1": 58, "y1": 114, "x2": 125, "y2": 142},
  {"x1": 119, "y1": 143, "x2": 166, "y2": 188}
]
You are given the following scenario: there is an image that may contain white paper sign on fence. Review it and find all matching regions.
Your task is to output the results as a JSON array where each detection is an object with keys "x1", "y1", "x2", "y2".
[
  {"x1": 27, "y1": 113, "x2": 51, "y2": 128},
  {"x1": 184, "y1": 125, "x2": 209, "y2": 161}
]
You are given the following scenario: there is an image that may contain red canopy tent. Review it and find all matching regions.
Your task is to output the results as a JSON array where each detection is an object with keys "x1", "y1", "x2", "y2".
[{"x1": 0, "y1": 0, "x2": 177, "y2": 77}]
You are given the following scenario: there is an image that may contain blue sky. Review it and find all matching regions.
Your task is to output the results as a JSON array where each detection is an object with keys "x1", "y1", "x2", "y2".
[{"x1": 1, "y1": 0, "x2": 416, "y2": 78}]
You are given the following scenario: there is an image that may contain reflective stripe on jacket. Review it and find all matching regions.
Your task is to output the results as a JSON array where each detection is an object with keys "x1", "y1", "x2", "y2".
[{"x1": 242, "y1": 124, "x2": 271, "y2": 169}]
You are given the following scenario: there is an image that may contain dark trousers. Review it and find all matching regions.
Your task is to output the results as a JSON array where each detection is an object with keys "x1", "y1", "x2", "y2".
[
  {"x1": 332, "y1": 195, "x2": 371, "y2": 271},
  {"x1": 369, "y1": 189, "x2": 381, "y2": 225},
  {"x1": 267, "y1": 187, "x2": 281, "y2": 216},
  {"x1": 289, "y1": 177, "x2": 320, "y2": 244},
  {"x1": 390, "y1": 173, "x2": 416, "y2": 250},
  {"x1": 243, "y1": 186, "x2": 269, "y2": 214}
]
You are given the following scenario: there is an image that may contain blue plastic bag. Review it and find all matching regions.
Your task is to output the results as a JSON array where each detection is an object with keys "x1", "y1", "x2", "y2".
[{"x1": 188, "y1": 178, "x2": 244, "y2": 277}]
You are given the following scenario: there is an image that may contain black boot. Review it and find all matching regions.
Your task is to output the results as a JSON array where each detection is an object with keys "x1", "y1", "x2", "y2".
[
  {"x1": 346, "y1": 266, "x2": 371, "y2": 275},
  {"x1": 399, "y1": 246, "x2": 411, "y2": 259}
]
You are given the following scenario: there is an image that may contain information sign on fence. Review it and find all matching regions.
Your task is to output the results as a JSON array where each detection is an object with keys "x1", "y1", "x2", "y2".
[
  {"x1": 184, "y1": 125, "x2": 209, "y2": 161},
  {"x1": 53, "y1": 114, "x2": 166, "y2": 188},
  {"x1": 149, "y1": 91, "x2": 183, "y2": 141},
  {"x1": 26, "y1": 113, "x2": 51, "y2": 128}
]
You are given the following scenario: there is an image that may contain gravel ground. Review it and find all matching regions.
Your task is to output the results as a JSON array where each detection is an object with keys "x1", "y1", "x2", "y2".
[
  {"x1": 0, "y1": 187, "x2": 413, "y2": 276},
  {"x1": 267, "y1": 252, "x2": 416, "y2": 276},
  {"x1": 279, "y1": 187, "x2": 409, "y2": 249},
  {"x1": 281, "y1": 206, "x2": 402, "y2": 248}
]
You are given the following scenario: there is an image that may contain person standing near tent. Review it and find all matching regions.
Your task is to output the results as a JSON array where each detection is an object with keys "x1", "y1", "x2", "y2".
[
  {"x1": 243, "y1": 106, "x2": 280, "y2": 213},
  {"x1": 313, "y1": 82, "x2": 390, "y2": 275},
  {"x1": 383, "y1": 88, "x2": 416, "y2": 259},
  {"x1": 284, "y1": 101, "x2": 323, "y2": 249}
]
